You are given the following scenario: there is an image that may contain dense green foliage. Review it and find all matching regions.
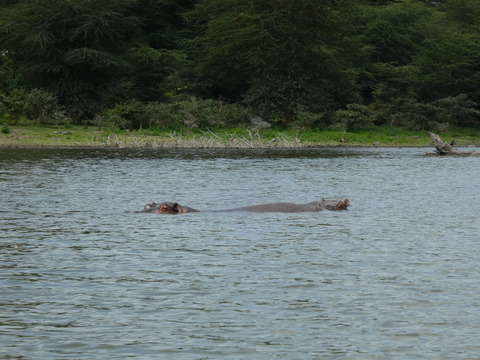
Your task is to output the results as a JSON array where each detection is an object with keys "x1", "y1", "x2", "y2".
[{"x1": 1, "y1": 0, "x2": 479, "y2": 130}]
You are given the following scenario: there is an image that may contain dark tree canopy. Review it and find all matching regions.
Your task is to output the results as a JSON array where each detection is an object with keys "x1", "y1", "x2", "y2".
[
  {"x1": 0, "y1": 0, "x2": 479, "y2": 129},
  {"x1": 187, "y1": 0, "x2": 359, "y2": 122},
  {"x1": 0, "y1": 0, "x2": 141, "y2": 118}
]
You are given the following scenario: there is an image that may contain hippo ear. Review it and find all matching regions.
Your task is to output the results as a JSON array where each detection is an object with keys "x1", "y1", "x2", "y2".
[{"x1": 172, "y1": 203, "x2": 180, "y2": 213}]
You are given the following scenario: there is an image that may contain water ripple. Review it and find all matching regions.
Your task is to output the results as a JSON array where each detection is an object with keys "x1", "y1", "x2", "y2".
[{"x1": 1, "y1": 147, "x2": 479, "y2": 359}]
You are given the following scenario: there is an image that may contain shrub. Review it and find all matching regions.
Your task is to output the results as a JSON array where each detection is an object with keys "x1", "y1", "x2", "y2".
[
  {"x1": 159, "y1": 98, "x2": 252, "y2": 129},
  {"x1": 292, "y1": 111, "x2": 327, "y2": 129},
  {"x1": 1, "y1": 124, "x2": 11, "y2": 134},
  {"x1": 24, "y1": 89, "x2": 59, "y2": 123},
  {"x1": 333, "y1": 104, "x2": 376, "y2": 131},
  {"x1": 389, "y1": 100, "x2": 435, "y2": 130},
  {"x1": 249, "y1": 116, "x2": 271, "y2": 130},
  {"x1": 432, "y1": 94, "x2": 480, "y2": 128},
  {"x1": 146, "y1": 101, "x2": 191, "y2": 129},
  {"x1": 0, "y1": 88, "x2": 66, "y2": 125},
  {"x1": 103, "y1": 100, "x2": 149, "y2": 130},
  {"x1": 103, "y1": 98, "x2": 254, "y2": 130}
]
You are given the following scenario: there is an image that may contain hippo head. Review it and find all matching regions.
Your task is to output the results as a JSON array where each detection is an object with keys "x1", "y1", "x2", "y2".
[
  {"x1": 333, "y1": 199, "x2": 350, "y2": 210},
  {"x1": 321, "y1": 198, "x2": 350, "y2": 211},
  {"x1": 156, "y1": 202, "x2": 182, "y2": 214},
  {"x1": 156, "y1": 202, "x2": 197, "y2": 214}
]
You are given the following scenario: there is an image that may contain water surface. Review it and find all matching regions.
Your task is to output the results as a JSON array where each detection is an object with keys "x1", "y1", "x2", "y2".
[{"x1": 1, "y1": 147, "x2": 479, "y2": 359}]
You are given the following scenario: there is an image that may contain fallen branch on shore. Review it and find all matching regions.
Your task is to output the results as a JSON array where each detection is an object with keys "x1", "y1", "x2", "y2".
[{"x1": 428, "y1": 133, "x2": 480, "y2": 156}]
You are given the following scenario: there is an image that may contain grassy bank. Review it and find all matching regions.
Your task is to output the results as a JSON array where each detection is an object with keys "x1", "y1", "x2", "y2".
[{"x1": 1, "y1": 124, "x2": 480, "y2": 148}]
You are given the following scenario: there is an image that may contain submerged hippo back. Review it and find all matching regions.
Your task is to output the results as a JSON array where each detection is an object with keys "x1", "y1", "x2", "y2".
[
  {"x1": 223, "y1": 199, "x2": 349, "y2": 213},
  {"x1": 223, "y1": 202, "x2": 323, "y2": 213}
]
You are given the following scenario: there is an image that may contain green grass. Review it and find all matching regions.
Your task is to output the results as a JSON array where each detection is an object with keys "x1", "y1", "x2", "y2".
[{"x1": 1, "y1": 124, "x2": 479, "y2": 148}]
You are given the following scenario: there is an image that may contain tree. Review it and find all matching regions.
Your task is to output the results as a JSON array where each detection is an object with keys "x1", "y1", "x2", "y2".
[
  {"x1": 187, "y1": 0, "x2": 358, "y2": 125},
  {"x1": 357, "y1": 1, "x2": 433, "y2": 127},
  {"x1": 414, "y1": 0, "x2": 480, "y2": 107},
  {"x1": 439, "y1": 0, "x2": 480, "y2": 29},
  {"x1": 0, "y1": 51, "x2": 22, "y2": 94},
  {"x1": 0, "y1": 0, "x2": 140, "y2": 120},
  {"x1": 123, "y1": 0, "x2": 194, "y2": 103}
]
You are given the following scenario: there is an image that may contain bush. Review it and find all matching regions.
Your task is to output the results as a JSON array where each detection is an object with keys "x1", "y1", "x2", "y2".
[
  {"x1": 249, "y1": 116, "x2": 271, "y2": 130},
  {"x1": 103, "y1": 98, "x2": 254, "y2": 130},
  {"x1": 102, "y1": 100, "x2": 186, "y2": 130},
  {"x1": 389, "y1": 100, "x2": 435, "y2": 130},
  {"x1": 158, "y1": 98, "x2": 252, "y2": 129},
  {"x1": 333, "y1": 104, "x2": 376, "y2": 131},
  {"x1": 102, "y1": 100, "x2": 149, "y2": 130},
  {"x1": 432, "y1": 94, "x2": 480, "y2": 128},
  {"x1": 371, "y1": 94, "x2": 480, "y2": 130},
  {"x1": 0, "y1": 88, "x2": 66, "y2": 125},
  {"x1": 0, "y1": 96, "x2": 6, "y2": 119},
  {"x1": 371, "y1": 97, "x2": 438, "y2": 130},
  {"x1": 292, "y1": 111, "x2": 327, "y2": 129},
  {"x1": 1, "y1": 124, "x2": 11, "y2": 134}
]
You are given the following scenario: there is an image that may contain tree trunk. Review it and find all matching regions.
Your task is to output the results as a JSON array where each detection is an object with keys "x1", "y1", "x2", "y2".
[{"x1": 429, "y1": 133, "x2": 480, "y2": 156}]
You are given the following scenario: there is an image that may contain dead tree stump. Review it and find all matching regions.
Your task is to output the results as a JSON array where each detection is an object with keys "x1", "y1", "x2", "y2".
[{"x1": 429, "y1": 133, "x2": 480, "y2": 156}]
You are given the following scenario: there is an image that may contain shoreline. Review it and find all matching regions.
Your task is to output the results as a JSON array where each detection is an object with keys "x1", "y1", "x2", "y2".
[
  {"x1": 1, "y1": 125, "x2": 479, "y2": 149},
  {"x1": 0, "y1": 138, "x2": 434, "y2": 149},
  {"x1": 0, "y1": 143, "x2": 434, "y2": 149}
]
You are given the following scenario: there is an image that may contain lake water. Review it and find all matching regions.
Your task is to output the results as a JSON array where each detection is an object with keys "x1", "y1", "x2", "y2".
[{"x1": 1, "y1": 147, "x2": 479, "y2": 359}]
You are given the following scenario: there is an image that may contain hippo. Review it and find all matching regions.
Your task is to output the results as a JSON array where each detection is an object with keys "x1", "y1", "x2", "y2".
[
  {"x1": 133, "y1": 202, "x2": 161, "y2": 213},
  {"x1": 222, "y1": 198, "x2": 350, "y2": 213},
  {"x1": 133, "y1": 202, "x2": 199, "y2": 214},
  {"x1": 133, "y1": 198, "x2": 349, "y2": 214},
  {"x1": 156, "y1": 202, "x2": 200, "y2": 214}
]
